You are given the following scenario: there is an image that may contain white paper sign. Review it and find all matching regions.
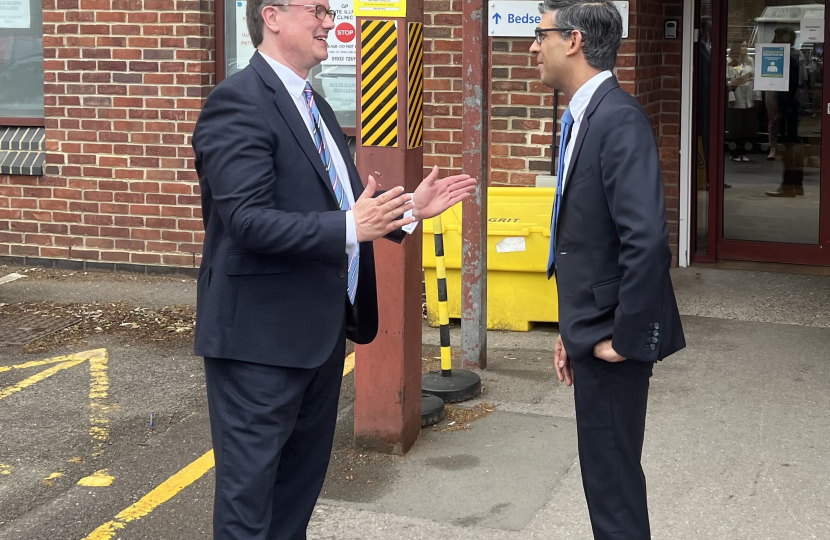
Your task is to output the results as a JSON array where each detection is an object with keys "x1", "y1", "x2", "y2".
[
  {"x1": 488, "y1": 0, "x2": 628, "y2": 39},
  {"x1": 0, "y1": 0, "x2": 30, "y2": 29},
  {"x1": 496, "y1": 237, "x2": 527, "y2": 253},
  {"x1": 235, "y1": 1, "x2": 256, "y2": 70},
  {"x1": 754, "y1": 43, "x2": 791, "y2": 92},
  {"x1": 801, "y1": 18, "x2": 824, "y2": 43},
  {"x1": 323, "y1": 0, "x2": 356, "y2": 66}
]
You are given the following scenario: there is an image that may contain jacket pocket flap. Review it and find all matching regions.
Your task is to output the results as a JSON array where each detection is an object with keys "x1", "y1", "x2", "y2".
[
  {"x1": 591, "y1": 277, "x2": 621, "y2": 309},
  {"x1": 224, "y1": 253, "x2": 295, "y2": 275}
]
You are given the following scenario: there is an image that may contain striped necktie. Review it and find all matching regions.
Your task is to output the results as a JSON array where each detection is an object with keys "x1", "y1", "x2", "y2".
[
  {"x1": 547, "y1": 107, "x2": 574, "y2": 277},
  {"x1": 303, "y1": 82, "x2": 359, "y2": 304}
]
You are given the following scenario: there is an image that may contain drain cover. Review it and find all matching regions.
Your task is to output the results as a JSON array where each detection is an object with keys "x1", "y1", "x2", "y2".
[{"x1": 0, "y1": 313, "x2": 82, "y2": 347}]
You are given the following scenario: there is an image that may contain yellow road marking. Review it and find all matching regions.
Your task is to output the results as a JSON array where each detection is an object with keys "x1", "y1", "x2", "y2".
[
  {"x1": 0, "y1": 357, "x2": 87, "y2": 402},
  {"x1": 42, "y1": 472, "x2": 63, "y2": 486},
  {"x1": 343, "y1": 352, "x2": 355, "y2": 376},
  {"x1": 81, "y1": 352, "x2": 356, "y2": 539},
  {"x1": 0, "y1": 355, "x2": 78, "y2": 374},
  {"x1": 78, "y1": 469, "x2": 114, "y2": 487},
  {"x1": 0, "y1": 463, "x2": 11, "y2": 475},
  {"x1": 88, "y1": 350, "x2": 110, "y2": 457},
  {"x1": 81, "y1": 450, "x2": 215, "y2": 540},
  {"x1": 68, "y1": 457, "x2": 83, "y2": 464}
]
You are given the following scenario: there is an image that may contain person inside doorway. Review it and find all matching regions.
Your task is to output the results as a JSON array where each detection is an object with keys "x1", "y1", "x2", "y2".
[
  {"x1": 726, "y1": 40, "x2": 759, "y2": 162},
  {"x1": 766, "y1": 27, "x2": 806, "y2": 197}
]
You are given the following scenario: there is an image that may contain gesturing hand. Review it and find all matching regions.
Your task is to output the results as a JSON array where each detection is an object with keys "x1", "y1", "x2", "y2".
[
  {"x1": 593, "y1": 339, "x2": 626, "y2": 363},
  {"x1": 554, "y1": 335, "x2": 573, "y2": 387},
  {"x1": 412, "y1": 165, "x2": 478, "y2": 221},
  {"x1": 353, "y1": 175, "x2": 416, "y2": 242}
]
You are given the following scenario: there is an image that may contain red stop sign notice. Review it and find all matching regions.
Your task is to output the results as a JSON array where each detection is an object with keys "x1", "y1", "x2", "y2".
[{"x1": 335, "y1": 22, "x2": 355, "y2": 43}]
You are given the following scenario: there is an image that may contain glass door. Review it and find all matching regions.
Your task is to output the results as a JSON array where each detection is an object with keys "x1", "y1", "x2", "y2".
[{"x1": 694, "y1": 0, "x2": 830, "y2": 265}]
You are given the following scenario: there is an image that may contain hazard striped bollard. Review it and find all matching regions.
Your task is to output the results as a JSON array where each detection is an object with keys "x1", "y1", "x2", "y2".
[{"x1": 432, "y1": 214, "x2": 452, "y2": 377}]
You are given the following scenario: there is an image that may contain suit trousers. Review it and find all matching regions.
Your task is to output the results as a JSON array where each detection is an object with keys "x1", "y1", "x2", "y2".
[
  {"x1": 573, "y1": 357, "x2": 654, "y2": 540},
  {"x1": 204, "y1": 331, "x2": 346, "y2": 540}
]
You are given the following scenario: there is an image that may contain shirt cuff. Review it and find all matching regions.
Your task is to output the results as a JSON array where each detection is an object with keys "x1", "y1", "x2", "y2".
[
  {"x1": 402, "y1": 208, "x2": 418, "y2": 234},
  {"x1": 346, "y1": 210, "x2": 358, "y2": 256}
]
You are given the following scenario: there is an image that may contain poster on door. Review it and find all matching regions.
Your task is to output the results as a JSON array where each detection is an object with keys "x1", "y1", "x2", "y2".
[
  {"x1": 0, "y1": 0, "x2": 30, "y2": 29},
  {"x1": 322, "y1": 0, "x2": 356, "y2": 65},
  {"x1": 235, "y1": 1, "x2": 256, "y2": 70},
  {"x1": 754, "y1": 43, "x2": 790, "y2": 92}
]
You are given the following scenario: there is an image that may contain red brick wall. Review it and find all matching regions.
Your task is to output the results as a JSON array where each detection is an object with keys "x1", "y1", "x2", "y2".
[
  {"x1": 0, "y1": 0, "x2": 214, "y2": 267},
  {"x1": 2, "y1": 1, "x2": 684, "y2": 268},
  {"x1": 423, "y1": 0, "x2": 684, "y2": 263}
]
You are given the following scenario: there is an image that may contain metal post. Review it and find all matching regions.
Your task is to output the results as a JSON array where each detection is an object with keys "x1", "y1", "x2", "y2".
[
  {"x1": 353, "y1": 2, "x2": 424, "y2": 455},
  {"x1": 461, "y1": 0, "x2": 489, "y2": 369}
]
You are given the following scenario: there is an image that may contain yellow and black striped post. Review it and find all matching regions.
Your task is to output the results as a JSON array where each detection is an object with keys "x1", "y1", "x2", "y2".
[
  {"x1": 360, "y1": 20, "x2": 399, "y2": 148},
  {"x1": 433, "y1": 214, "x2": 452, "y2": 377},
  {"x1": 407, "y1": 22, "x2": 423, "y2": 149}
]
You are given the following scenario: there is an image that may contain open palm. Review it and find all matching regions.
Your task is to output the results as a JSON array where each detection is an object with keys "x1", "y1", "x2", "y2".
[{"x1": 412, "y1": 165, "x2": 478, "y2": 220}]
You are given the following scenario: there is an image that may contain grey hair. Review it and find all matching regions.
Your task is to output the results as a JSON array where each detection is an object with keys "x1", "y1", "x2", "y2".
[
  {"x1": 247, "y1": 0, "x2": 289, "y2": 48},
  {"x1": 537, "y1": 0, "x2": 622, "y2": 72}
]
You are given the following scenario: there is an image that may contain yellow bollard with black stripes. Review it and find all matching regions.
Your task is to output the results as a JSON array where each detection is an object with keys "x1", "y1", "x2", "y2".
[
  {"x1": 433, "y1": 214, "x2": 452, "y2": 377},
  {"x1": 421, "y1": 213, "x2": 481, "y2": 403}
]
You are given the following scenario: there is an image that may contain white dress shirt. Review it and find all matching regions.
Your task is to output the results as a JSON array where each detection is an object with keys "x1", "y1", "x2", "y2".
[
  {"x1": 260, "y1": 52, "x2": 416, "y2": 259},
  {"x1": 562, "y1": 70, "x2": 614, "y2": 189}
]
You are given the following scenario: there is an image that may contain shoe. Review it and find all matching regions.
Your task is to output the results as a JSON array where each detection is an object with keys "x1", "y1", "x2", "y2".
[
  {"x1": 740, "y1": 156, "x2": 750, "y2": 162},
  {"x1": 724, "y1": 183, "x2": 732, "y2": 188},
  {"x1": 767, "y1": 155, "x2": 775, "y2": 161},
  {"x1": 765, "y1": 185, "x2": 803, "y2": 197},
  {"x1": 730, "y1": 156, "x2": 742, "y2": 162}
]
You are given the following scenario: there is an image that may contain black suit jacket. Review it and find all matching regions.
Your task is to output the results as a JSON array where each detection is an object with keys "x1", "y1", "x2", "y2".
[
  {"x1": 552, "y1": 76, "x2": 685, "y2": 363},
  {"x1": 192, "y1": 52, "x2": 400, "y2": 368}
]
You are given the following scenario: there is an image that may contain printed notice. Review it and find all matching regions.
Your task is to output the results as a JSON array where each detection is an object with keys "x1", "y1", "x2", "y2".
[
  {"x1": 355, "y1": 0, "x2": 405, "y2": 18},
  {"x1": 323, "y1": 0, "x2": 356, "y2": 65},
  {"x1": 755, "y1": 43, "x2": 790, "y2": 92},
  {"x1": 235, "y1": 1, "x2": 256, "y2": 70},
  {"x1": 801, "y1": 18, "x2": 824, "y2": 43},
  {"x1": 0, "y1": 0, "x2": 30, "y2": 29}
]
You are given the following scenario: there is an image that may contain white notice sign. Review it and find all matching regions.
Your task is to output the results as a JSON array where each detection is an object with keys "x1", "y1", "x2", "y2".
[
  {"x1": 323, "y1": 0, "x2": 356, "y2": 66},
  {"x1": 754, "y1": 43, "x2": 791, "y2": 92},
  {"x1": 801, "y1": 18, "x2": 824, "y2": 43},
  {"x1": 488, "y1": 0, "x2": 628, "y2": 39},
  {"x1": 0, "y1": 0, "x2": 30, "y2": 29},
  {"x1": 235, "y1": 1, "x2": 256, "y2": 70}
]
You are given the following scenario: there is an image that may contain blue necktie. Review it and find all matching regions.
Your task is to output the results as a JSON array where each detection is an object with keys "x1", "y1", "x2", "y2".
[
  {"x1": 304, "y1": 82, "x2": 359, "y2": 304},
  {"x1": 547, "y1": 107, "x2": 574, "y2": 277}
]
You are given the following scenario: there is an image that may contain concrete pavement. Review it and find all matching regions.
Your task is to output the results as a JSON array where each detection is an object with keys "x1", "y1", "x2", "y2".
[{"x1": 0, "y1": 265, "x2": 828, "y2": 539}]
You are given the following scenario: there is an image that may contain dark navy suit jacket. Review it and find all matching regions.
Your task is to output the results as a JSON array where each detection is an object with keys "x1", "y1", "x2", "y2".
[
  {"x1": 192, "y1": 52, "x2": 401, "y2": 368},
  {"x1": 552, "y1": 76, "x2": 686, "y2": 363}
]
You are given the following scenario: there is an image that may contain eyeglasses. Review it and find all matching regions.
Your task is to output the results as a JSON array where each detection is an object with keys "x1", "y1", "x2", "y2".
[
  {"x1": 279, "y1": 4, "x2": 337, "y2": 21},
  {"x1": 534, "y1": 27, "x2": 575, "y2": 44}
]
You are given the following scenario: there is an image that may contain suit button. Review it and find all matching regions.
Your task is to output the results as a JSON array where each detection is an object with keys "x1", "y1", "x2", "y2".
[
  {"x1": 653, "y1": 323, "x2": 661, "y2": 330},
  {"x1": 651, "y1": 337, "x2": 659, "y2": 344},
  {"x1": 653, "y1": 330, "x2": 660, "y2": 337},
  {"x1": 337, "y1": 269, "x2": 346, "y2": 279},
  {"x1": 649, "y1": 344, "x2": 656, "y2": 351}
]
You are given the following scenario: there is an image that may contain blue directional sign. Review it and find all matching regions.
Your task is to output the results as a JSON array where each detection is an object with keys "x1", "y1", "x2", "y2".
[{"x1": 488, "y1": 1, "x2": 629, "y2": 38}]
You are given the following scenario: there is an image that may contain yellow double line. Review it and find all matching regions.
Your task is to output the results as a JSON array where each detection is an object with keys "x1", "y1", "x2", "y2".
[{"x1": 80, "y1": 353, "x2": 357, "y2": 540}]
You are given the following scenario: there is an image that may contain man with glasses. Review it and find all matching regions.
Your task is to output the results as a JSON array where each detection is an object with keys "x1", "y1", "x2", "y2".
[
  {"x1": 530, "y1": 1, "x2": 685, "y2": 538},
  {"x1": 192, "y1": 1, "x2": 476, "y2": 538}
]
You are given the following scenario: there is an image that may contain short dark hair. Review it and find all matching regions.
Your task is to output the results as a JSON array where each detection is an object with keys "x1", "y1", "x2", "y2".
[
  {"x1": 247, "y1": 0, "x2": 289, "y2": 48},
  {"x1": 538, "y1": 0, "x2": 622, "y2": 72}
]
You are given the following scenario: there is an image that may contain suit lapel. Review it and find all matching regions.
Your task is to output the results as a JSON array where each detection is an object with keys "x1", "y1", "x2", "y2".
[
  {"x1": 251, "y1": 53, "x2": 340, "y2": 207},
  {"x1": 317, "y1": 100, "x2": 364, "y2": 200},
  {"x1": 555, "y1": 76, "x2": 620, "y2": 248},
  {"x1": 564, "y1": 76, "x2": 619, "y2": 186}
]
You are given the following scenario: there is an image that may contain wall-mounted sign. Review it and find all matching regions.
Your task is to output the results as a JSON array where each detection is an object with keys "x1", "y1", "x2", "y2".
[
  {"x1": 801, "y1": 18, "x2": 824, "y2": 43},
  {"x1": 235, "y1": 1, "x2": 256, "y2": 70},
  {"x1": 355, "y1": 0, "x2": 405, "y2": 18},
  {"x1": 0, "y1": 0, "x2": 30, "y2": 29},
  {"x1": 323, "y1": 0, "x2": 356, "y2": 65},
  {"x1": 488, "y1": 0, "x2": 629, "y2": 39},
  {"x1": 755, "y1": 43, "x2": 791, "y2": 92}
]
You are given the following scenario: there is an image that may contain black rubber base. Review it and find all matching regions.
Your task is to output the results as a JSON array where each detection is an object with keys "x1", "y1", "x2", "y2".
[
  {"x1": 422, "y1": 369, "x2": 481, "y2": 403},
  {"x1": 421, "y1": 393, "x2": 446, "y2": 427}
]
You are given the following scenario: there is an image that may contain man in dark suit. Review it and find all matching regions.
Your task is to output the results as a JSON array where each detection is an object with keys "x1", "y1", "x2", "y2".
[
  {"x1": 191, "y1": 1, "x2": 476, "y2": 538},
  {"x1": 530, "y1": 1, "x2": 686, "y2": 538}
]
